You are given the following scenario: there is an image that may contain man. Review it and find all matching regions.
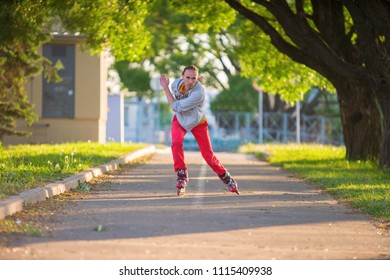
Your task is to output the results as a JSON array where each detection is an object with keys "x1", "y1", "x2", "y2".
[{"x1": 160, "y1": 65, "x2": 240, "y2": 195}]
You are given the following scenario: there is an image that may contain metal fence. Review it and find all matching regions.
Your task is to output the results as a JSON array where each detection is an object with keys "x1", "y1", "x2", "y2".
[
  {"x1": 204, "y1": 112, "x2": 344, "y2": 151},
  {"x1": 122, "y1": 101, "x2": 344, "y2": 151}
]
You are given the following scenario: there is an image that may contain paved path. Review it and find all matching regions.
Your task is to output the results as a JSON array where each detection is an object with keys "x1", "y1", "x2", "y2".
[{"x1": 0, "y1": 148, "x2": 389, "y2": 259}]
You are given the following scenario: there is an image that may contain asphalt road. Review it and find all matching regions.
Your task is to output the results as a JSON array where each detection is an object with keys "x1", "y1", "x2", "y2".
[{"x1": 0, "y1": 148, "x2": 389, "y2": 260}]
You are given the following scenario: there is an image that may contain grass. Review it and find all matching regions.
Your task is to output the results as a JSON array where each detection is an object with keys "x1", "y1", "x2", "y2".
[
  {"x1": 0, "y1": 142, "x2": 147, "y2": 199},
  {"x1": 239, "y1": 143, "x2": 390, "y2": 222}
]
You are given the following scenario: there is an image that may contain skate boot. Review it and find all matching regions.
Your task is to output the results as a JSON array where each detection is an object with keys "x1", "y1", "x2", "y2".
[
  {"x1": 176, "y1": 169, "x2": 188, "y2": 195},
  {"x1": 219, "y1": 172, "x2": 240, "y2": 195}
]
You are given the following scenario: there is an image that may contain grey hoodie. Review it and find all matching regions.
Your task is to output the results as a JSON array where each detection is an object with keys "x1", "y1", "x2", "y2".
[{"x1": 170, "y1": 78, "x2": 206, "y2": 131}]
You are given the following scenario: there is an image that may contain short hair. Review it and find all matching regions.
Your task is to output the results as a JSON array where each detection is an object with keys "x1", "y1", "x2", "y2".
[{"x1": 182, "y1": 65, "x2": 198, "y2": 75}]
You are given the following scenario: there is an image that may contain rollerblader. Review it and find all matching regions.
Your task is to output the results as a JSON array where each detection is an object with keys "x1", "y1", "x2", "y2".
[{"x1": 160, "y1": 65, "x2": 240, "y2": 195}]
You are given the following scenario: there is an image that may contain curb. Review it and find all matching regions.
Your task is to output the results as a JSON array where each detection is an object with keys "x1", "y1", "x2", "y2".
[{"x1": 0, "y1": 145, "x2": 156, "y2": 220}]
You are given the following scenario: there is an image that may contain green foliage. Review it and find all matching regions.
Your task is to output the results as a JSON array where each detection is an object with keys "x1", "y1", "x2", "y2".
[
  {"x1": 76, "y1": 180, "x2": 91, "y2": 192},
  {"x1": 114, "y1": 61, "x2": 152, "y2": 99},
  {"x1": 53, "y1": 0, "x2": 153, "y2": 61},
  {"x1": 231, "y1": 19, "x2": 335, "y2": 102},
  {"x1": 0, "y1": 0, "x2": 153, "y2": 140},
  {"x1": 142, "y1": 1, "x2": 238, "y2": 89},
  {"x1": 147, "y1": 1, "x2": 335, "y2": 102},
  {"x1": 210, "y1": 75, "x2": 258, "y2": 112},
  {"x1": 0, "y1": 142, "x2": 146, "y2": 199},
  {"x1": 173, "y1": 0, "x2": 236, "y2": 33},
  {"x1": 139, "y1": 0, "x2": 335, "y2": 104},
  {"x1": 0, "y1": 1, "x2": 51, "y2": 140},
  {"x1": 0, "y1": 1, "x2": 51, "y2": 45},
  {"x1": 240, "y1": 143, "x2": 390, "y2": 221}
]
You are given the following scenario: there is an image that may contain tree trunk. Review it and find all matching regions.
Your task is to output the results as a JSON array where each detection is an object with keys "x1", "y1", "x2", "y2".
[
  {"x1": 380, "y1": 110, "x2": 390, "y2": 169},
  {"x1": 377, "y1": 93, "x2": 390, "y2": 169},
  {"x1": 336, "y1": 80, "x2": 382, "y2": 161}
]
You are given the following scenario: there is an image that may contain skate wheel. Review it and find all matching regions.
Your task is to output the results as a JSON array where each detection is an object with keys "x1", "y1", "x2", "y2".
[{"x1": 177, "y1": 187, "x2": 185, "y2": 195}]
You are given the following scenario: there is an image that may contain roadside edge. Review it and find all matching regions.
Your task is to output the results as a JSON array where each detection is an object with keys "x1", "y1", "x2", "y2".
[{"x1": 0, "y1": 145, "x2": 156, "y2": 219}]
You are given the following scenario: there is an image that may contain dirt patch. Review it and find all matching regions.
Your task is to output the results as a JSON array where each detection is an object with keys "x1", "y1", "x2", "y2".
[{"x1": 0, "y1": 174, "x2": 113, "y2": 248}]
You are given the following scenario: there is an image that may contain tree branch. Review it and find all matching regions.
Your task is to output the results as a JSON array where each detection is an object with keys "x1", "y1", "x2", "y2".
[
  {"x1": 224, "y1": 0, "x2": 366, "y2": 80},
  {"x1": 224, "y1": 0, "x2": 302, "y2": 62}
]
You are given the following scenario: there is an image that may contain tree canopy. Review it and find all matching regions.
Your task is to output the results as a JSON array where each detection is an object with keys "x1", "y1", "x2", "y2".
[
  {"x1": 210, "y1": 75, "x2": 259, "y2": 112},
  {"x1": 114, "y1": 61, "x2": 151, "y2": 100},
  {"x1": 0, "y1": 0, "x2": 152, "y2": 140},
  {"x1": 1, "y1": 1, "x2": 50, "y2": 139}
]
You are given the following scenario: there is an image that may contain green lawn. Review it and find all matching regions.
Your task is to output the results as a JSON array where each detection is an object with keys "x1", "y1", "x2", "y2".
[
  {"x1": 239, "y1": 143, "x2": 390, "y2": 222},
  {"x1": 0, "y1": 142, "x2": 147, "y2": 199}
]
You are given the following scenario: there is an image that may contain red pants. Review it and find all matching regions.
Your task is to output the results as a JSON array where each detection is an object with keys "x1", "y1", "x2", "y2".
[{"x1": 171, "y1": 115, "x2": 226, "y2": 176}]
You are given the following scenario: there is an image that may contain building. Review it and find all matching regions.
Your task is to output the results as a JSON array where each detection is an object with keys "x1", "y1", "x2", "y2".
[
  {"x1": 3, "y1": 34, "x2": 108, "y2": 145},
  {"x1": 106, "y1": 93, "x2": 124, "y2": 143},
  {"x1": 123, "y1": 97, "x2": 161, "y2": 143}
]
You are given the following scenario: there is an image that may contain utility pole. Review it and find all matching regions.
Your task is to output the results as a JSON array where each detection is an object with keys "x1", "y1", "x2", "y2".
[{"x1": 252, "y1": 80, "x2": 263, "y2": 144}]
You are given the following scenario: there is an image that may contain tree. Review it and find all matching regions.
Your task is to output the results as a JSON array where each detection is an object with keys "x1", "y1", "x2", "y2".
[
  {"x1": 222, "y1": 0, "x2": 390, "y2": 168},
  {"x1": 0, "y1": 1, "x2": 52, "y2": 140},
  {"x1": 114, "y1": 61, "x2": 152, "y2": 100},
  {"x1": 0, "y1": 0, "x2": 152, "y2": 141},
  {"x1": 142, "y1": 0, "x2": 240, "y2": 90},
  {"x1": 211, "y1": 75, "x2": 258, "y2": 112}
]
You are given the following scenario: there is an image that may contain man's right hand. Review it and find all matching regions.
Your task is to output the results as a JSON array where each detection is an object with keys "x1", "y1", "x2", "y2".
[{"x1": 160, "y1": 74, "x2": 169, "y2": 89}]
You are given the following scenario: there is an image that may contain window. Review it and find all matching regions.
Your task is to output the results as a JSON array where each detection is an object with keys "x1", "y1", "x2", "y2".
[{"x1": 42, "y1": 44, "x2": 75, "y2": 118}]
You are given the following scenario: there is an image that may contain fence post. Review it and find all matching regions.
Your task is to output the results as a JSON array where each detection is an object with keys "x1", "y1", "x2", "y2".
[
  {"x1": 296, "y1": 100, "x2": 301, "y2": 143},
  {"x1": 320, "y1": 117, "x2": 326, "y2": 144},
  {"x1": 245, "y1": 113, "x2": 250, "y2": 142},
  {"x1": 235, "y1": 114, "x2": 239, "y2": 136},
  {"x1": 282, "y1": 113, "x2": 288, "y2": 143},
  {"x1": 258, "y1": 90, "x2": 263, "y2": 144}
]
